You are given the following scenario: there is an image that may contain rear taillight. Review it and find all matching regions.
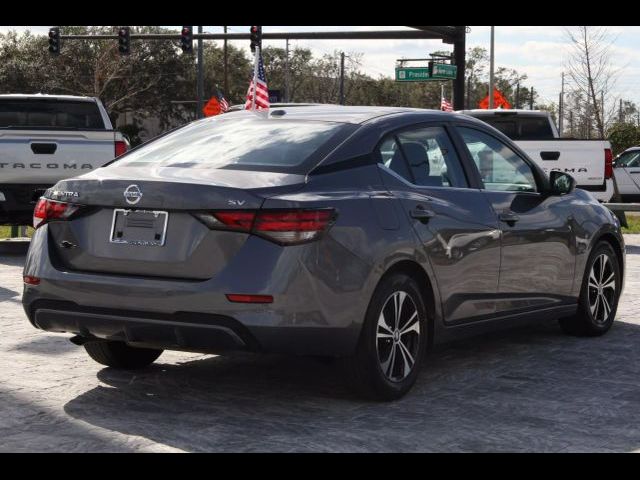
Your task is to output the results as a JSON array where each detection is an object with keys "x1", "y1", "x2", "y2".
[
  {"x1": 33, "y1": 198, "x2": 81, "y2": 229},
  {"x1": 605, "y1": 148, "x2": 613, "y2": 179},
  {"x1": 193, "y1": 209, "x2": 336, "y2": 245},
  {"x1": 115, "y1": 140, "x2": 128, "y2": 158}
]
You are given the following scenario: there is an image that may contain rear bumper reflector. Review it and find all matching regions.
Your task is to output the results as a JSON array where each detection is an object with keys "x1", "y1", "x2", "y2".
[
  {"x1": 226, "y1": 294, "x2": 274, "y2": 304},
  {"x1": 23, "y1": 276, "x2": 41, "y2": 285}
]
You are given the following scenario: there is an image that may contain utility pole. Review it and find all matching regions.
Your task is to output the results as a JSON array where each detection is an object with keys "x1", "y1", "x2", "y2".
[
  {"x1": 452, "y1": 26, "x2": 466, "y2": 111},
  {"x1": 489, "y1": 26, "x2": 495, "y2": 109},
  {"x1": 515, "y1": 83, "x2": 520, "y2": 109},
  {"x1": 466, "y1": 74, "x2": 471, "y2": 109},
  {"x1": 339, "y1": 52, "x2": 346, "y2": 105},
  {"x1": 197, "y1": 26, "x2": 204, "y2": 119},
  {"x1": 570, "y1": 110, "x2": 574, "y2": 137},
  {"x1": 530, "y1": 86, "x2": 534, "y2": 110},
  {"x1": 223, "y1": 26, "x2": 229, "y2": 98},
  {"x1": 285, "y1": 38, "x2": 290, "y2": 103},
  {"x1": 559, "y1": 72, "x2": 565, "y2": 136}
]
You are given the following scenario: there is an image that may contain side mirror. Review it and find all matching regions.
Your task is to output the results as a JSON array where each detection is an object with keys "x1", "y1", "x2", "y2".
[{"x1": 549, "y1": 171, "x2": 576, "y2": 195}]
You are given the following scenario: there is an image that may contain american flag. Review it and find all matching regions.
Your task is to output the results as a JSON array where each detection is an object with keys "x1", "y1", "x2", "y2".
[
  {"x1": 216, "y1": 90, "x2": 230, "y2": 113},
  {"x1": 441, "y1": 97, "x2": 453, "y2": 112},
  {"x1": 244, "y1": 52, "x2": 270, "y2": 111}
]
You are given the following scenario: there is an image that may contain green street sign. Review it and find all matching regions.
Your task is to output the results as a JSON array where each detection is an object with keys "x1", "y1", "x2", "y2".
[
  {"x1": 430, "y1": 62, "x2": 458, "y2": 80},
  {"x1": 395, "y1": 67, "x2": 431, "y2": 82}
]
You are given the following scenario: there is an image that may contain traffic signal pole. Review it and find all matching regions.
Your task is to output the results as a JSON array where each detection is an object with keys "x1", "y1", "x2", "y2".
[{"x1": 197, "y1": 26, "x2": 204, "y2": 119}]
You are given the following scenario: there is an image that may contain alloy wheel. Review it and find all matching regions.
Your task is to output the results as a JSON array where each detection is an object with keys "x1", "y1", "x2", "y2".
[
  {"x1": 376, "y1": 291, "x2": 421, "y2": 382},
  {"x1": 588, "y1": 254, "x2": 616, "y2": 324}
]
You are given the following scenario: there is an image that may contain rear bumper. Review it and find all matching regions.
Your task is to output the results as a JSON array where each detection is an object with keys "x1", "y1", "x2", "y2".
[
  {"x1": 580, "y1": 179, "x2": 614, "y2": 202},
  {"x1": 22, "y1": 225, "x2": 371, "y2": 357},
  {"x1": 0, "y1": 184, "x2": 50, "y2": 225}
]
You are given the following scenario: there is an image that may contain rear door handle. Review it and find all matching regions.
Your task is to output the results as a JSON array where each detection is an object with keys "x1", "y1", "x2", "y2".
[
  {"x1": 410, "y1": 206, "x2": 435, "y2": 223},
  {"x1": 540, "y1": 151, "x2": 560, "y2": 161},
  {"x1": 499, "y1": 211, "x2": 520, "y2": 225}
]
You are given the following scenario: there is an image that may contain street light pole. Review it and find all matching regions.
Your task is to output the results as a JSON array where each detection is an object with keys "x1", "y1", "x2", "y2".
[
  {"x1": 489, "y1": 26, "x2": 495, "y2": 109},
  {"x1": 339, "y1": 52, "x2": 346, "y2": 105},
  {"x1": 223, "y1": 26, "x2": 229, "y2": 97}
]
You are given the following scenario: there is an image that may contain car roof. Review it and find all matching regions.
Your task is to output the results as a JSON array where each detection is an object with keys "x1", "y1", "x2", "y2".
[
  {"x1": 222, "y1": 106, "x2": 468, "y2": 125},
  {"x1": 0, "y1": 93, "x2": 98, "y2": 102}
]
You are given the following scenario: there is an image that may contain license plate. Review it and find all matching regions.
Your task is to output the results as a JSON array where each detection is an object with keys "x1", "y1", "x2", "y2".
[{"x1": 110, "y1": 209, "x2": 168, "y2": 246}]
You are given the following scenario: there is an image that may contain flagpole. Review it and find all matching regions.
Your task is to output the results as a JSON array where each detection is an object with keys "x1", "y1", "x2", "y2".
[
  {"x1": 441, "y1": 84, "x2": 444, "y2": 110},
  {"x1": 251, "y1": 45, "x2": 260, "y2": 112}
]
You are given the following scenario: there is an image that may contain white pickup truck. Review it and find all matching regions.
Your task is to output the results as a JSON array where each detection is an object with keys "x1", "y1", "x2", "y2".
[
  {"x1": 460, "y1": 109, "x2": 614, "y2": 202},
  {"x1": 0, "y1": 94, "x2": 128, "y2": 225}
]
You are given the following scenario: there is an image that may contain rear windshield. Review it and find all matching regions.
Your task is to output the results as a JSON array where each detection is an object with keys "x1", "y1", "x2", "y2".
[
  {"x1": 473, "y1": 115, "x2": 555, "y2": 140},
  {"x1": 114, "y1": 115, "x2": 353, "y2": 173},
  {"x1": 0, "y1": 99, "x2": 105, "y2": 129}
]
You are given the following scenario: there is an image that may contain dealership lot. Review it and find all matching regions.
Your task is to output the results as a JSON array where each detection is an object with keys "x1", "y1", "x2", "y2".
[{"x1": 1, "y1": 236, "x2": 640, "y2": 453}]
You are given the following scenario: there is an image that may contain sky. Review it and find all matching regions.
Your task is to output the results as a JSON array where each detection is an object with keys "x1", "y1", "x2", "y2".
[{"x1": 2, "y1": 25, "x2": 640, "y2": 107}]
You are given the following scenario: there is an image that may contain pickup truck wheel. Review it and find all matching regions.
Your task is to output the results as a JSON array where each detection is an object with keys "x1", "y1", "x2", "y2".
[
  {"x1": 560, "y1": 242, "x2": 620, "y2": 337},
  {"x1": 84, "y1": 341, "x2": 163, "y2": 369},
  {"x1": 343, "y1": 273, "x2": 427, "y2": 401}
]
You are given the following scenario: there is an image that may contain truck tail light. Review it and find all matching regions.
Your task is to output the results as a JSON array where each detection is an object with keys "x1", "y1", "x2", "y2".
[
  {"x1": 115, "y1": 140, "x2": 128, "y2": 158},
  {"x1": 33, "y1": 198, "x2": 82, "y2": 229},
  {"x1": 605, "y1": 148, "x2": 613, "y2": 179},
  {"x1": 192, "y1": 209, "x2": 336, "y2": 245}
]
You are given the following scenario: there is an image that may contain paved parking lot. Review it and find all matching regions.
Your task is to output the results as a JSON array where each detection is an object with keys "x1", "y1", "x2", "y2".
[{"x1": 2, "y1": 236, "x2": 640, "y2": 452}]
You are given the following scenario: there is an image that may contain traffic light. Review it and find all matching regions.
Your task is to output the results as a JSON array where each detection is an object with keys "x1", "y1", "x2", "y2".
[
  {"x1": 118, "y1": 26, "x2": 130, "y2": 55},
  {"x1": 250, "y1": 26, "x2": 262, "y2": 53},
  {"x1": 181, "y1": 26, "x2": 193, "y2": 53},
  {"x1": 48, "y1": 27, "x2": 60, "y2": 55}
]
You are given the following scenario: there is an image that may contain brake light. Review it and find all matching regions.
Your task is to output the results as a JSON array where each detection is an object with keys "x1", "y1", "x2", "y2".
[
  {"x1": 23, "y1": 276, "x2": 40, "y2": 285},
  {"x1": 33, "y1": 198, "x2": 81, "y2": 229},
  {"x1": 605, "y1": 148, "x2": 613, "y2": 179},
  {"x1": 115, "y1": 140, "x2": 128, "y2": 158},
  {"x1": 193, "y1": 209, "x2": 336, "y2": 245}
]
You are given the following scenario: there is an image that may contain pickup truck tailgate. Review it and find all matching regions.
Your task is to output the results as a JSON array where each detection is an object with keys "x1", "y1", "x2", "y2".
[
  {"x1": 0, "y1": 129, "x2": 116, "y2": 184},
  {"x1": 516, "y1": 139, "x2": 609, "y2": 187}
]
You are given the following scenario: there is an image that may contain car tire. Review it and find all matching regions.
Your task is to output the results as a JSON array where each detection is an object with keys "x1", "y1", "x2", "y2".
[
  {"x1": 560, "y1": 241, "x2": 621, "y2": 337},
  {"x1": 344, "y1": 272, "x2": 428, "y2": 401},
  {"x1": 84, "y1": 341, "x2": 163, "y2": 369}
]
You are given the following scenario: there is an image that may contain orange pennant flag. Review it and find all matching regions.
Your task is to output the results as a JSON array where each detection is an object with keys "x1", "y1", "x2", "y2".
[{"x1": 478, "y1": 88, "x2": 512, "y2": 110}]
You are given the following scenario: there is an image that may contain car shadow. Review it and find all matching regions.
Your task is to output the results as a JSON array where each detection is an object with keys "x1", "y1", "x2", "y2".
[
  {"x1": 8, "y1": 335, "x2": 78, "y2": 357},
  {"x1": 625, "y1": 244, "x2": 640, "y2": 255},
  {"x1": 63, "y1": 320, "x2": 640, "y2": 452}
]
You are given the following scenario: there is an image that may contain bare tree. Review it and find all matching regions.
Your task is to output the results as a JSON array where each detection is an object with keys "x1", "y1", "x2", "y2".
[{"x1": 565, "y1": 26, "x2": 620, "y2": 138}]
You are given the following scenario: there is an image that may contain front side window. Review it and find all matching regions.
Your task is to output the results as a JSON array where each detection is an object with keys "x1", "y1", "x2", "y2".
[
  {"x1": 616, "y1": 151, "x2": 640, "y2": 168},
  {"x1": 458, "y1": 127, "x2": 538, "y2": 193}
]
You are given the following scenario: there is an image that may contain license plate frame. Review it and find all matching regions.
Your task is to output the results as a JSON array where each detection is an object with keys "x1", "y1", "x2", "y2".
[{"x1": 109, "y1": 209, "x2": 169, "y2": 247}]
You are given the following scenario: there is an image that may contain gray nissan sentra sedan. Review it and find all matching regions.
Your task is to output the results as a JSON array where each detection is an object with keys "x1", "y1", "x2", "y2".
[{"x1": 22, "y1": 106, "x2": 625, "y2": 400}]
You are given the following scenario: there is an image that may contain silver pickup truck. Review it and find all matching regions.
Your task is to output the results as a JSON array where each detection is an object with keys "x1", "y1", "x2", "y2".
[
  {"x1": 460, "y1": 109, "x2": 614, "y2": 202},
  {"x1": 0, "y1": 94, "x2": 128, "y2": 225}
]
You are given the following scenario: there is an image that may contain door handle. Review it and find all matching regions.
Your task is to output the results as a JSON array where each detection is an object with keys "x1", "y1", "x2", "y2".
[
  {"x1": 499, "y1": 211, "x2": 520, "y2": 225},
  {"x1": 410, "y1": 205, "x2": 435, "y2": 223},
  {"x1": 540, "y1": 151, "x2": 560, "y2": 161}
]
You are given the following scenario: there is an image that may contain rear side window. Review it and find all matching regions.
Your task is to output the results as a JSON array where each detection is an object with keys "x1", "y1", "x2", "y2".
[
  {"x1": 476, "y1": 115, "x2": 554, "y2": 140},
  {"x1": 377, "y1": 126, "x2": 468, "y2": 188},
  {"x1": 0, "y1": 99, "x2": 105, "y2": 129},
  {"x1": 114, "y1": 115, "x2": 351, "y2": 173}
]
